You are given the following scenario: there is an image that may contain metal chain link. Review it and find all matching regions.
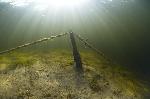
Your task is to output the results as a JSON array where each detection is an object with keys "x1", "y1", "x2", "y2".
[
  {"x1": 0, "y1": 32, "x2": 111, "y2": 62},
  {"x1": 0, "y1": 32, "x2": 68, "y2": 54},
  {"x1": 75, "y1": 33, "x2": 111, "y2": 62}
]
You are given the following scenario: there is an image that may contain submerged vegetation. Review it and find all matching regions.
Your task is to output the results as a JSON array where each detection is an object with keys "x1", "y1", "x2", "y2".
[
  {"x1": 0, "y1": 0, "x2": 150, "y2": 99},
  {"x1": 0, "y1": 51, "x2": 36, "y2": 72},
  {"x1": 0, "y1": 50, "x2": 149, "y2": 99}
]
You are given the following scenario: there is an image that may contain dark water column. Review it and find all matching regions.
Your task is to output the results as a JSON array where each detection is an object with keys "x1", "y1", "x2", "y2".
[{"x1": 69, "y1": 32, "x2": 83, "y2": 75}]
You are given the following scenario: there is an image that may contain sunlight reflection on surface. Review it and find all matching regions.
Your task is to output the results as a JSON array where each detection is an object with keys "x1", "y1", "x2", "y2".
[
  {"x1": 0, "y1": 0, "x2": 115, "y2": 11},
  {"x1": 1, "y1": 0, "x2": 90, "y2": 10}
]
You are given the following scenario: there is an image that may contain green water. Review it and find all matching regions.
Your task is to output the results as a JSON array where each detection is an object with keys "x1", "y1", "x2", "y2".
[
  {"x1": 0, "y1": 0, "x2": 150, "y2": 98},
  {"x1": 0, "y1": 0, "x2": 150, "y2": 78}
]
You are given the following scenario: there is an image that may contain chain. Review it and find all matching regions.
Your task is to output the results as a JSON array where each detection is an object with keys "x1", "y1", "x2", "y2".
[
  {"x1": 75, "y1": 33, "x2": 111, "y2": 62},
  {"x1": 0, "y1": 32, "x2": 68, "y2": 55},
  {"x1": 0, "y1": 32, "x2": 111, "y2": 62}
]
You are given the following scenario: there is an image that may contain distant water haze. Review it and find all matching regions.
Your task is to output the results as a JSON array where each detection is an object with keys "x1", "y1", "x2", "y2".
[{"x1": 0, "y1": 0, "x2": 150, "y2": 81}]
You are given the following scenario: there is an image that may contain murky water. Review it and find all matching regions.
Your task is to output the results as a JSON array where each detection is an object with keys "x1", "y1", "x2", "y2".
[
  {"x1": 0, "y1": 0, "x2": 149, "y2": 79},
  {"x1": 0, "y1": 0, "x2": 150, "y2": 98}
]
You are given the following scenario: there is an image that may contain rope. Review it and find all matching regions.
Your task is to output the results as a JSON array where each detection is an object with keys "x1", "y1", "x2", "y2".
[
  {"x1": 75, "y1": 33, "x2": 111, "y2": 62},
  {"x1": 0, "y1": 32, "x2": 68, "y2": 55}
]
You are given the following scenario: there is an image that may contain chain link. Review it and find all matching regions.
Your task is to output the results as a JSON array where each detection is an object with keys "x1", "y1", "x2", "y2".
[
  {"x1": 0, "y1": 32, "x2": 111, "y2": 63},
  {"x1": 0, "y1": 32, "x2": 68, "y2": 54},
  {"x1": 75, "y1": 33, "x2": 111, "y2": 62}
]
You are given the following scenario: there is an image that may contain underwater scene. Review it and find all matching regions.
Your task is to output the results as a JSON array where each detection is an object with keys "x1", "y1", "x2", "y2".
[{"x1": 0, "y1": 0, "x2": 150, "y2": 99}]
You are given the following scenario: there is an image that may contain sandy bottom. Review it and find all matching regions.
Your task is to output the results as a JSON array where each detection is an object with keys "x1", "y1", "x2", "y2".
[{"x1": 0, "y1": 51, "x2": 149, "y2": 99}]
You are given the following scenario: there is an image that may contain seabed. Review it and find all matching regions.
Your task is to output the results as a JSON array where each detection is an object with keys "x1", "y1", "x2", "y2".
[{"x1": 0, "y1": 50, "x2": 149, "y2": 99}]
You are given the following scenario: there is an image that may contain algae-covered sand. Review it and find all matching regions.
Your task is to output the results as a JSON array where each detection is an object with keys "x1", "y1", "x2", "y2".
[{"x1": 0, "y1": 50, "x2": 149, "y2": 99}]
